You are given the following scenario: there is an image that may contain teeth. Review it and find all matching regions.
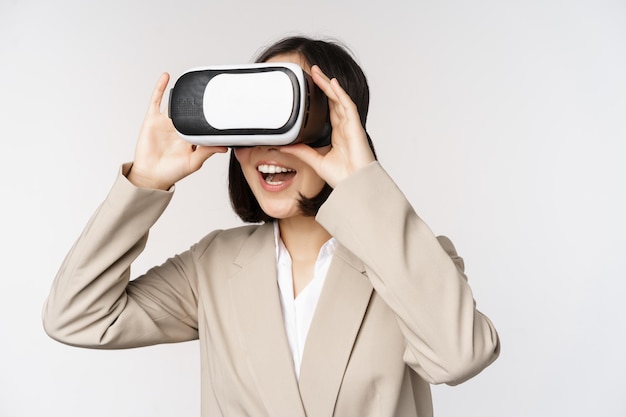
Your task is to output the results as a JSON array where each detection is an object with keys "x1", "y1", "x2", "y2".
[{"x1": 257, "y1": 164, "x2": 295, "y2": 174}]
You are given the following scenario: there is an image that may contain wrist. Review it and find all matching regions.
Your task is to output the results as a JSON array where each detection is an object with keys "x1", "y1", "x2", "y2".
[{"x1": 126, "y1": 164, "x2": 172, "y2": 190}]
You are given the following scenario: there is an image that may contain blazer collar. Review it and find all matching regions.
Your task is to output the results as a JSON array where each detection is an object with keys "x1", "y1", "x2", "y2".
[
  {"x1": 229, "y1": 223, "x2": 305, "y2": 417},
  {"x1": 229, "y1": 223, "x2": 373, "y2": 416},
  {"x1": 298, "y1": 244, "x2": 372, "y2": 416}
]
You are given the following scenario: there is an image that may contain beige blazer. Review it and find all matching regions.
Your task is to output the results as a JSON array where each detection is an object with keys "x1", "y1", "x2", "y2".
[{"x1": 43, "y1": 162, "x2": 499, "y2": 417}]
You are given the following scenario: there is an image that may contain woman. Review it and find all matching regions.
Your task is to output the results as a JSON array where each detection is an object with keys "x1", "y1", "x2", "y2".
[{"x1": 43, "y1": 36, "x2": 499, "y2": 417}]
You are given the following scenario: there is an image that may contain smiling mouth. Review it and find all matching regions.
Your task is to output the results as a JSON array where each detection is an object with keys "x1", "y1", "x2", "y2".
[{"x1": 257, "y1": 164, "x2": 296, "y2": 185}]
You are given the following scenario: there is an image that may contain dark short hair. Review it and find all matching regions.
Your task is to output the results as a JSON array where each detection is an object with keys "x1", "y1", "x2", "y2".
[{"x1": 229, "y1": 35, "x2": 376, "y2": 223}]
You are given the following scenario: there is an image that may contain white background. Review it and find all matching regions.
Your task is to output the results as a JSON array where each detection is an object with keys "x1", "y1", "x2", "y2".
[{"x1": 1, "y1": 0, "x2": 625, "y2": 416}]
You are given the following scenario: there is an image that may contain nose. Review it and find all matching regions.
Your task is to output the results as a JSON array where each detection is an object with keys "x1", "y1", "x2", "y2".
[{"x1": 255, "y1": 145, "x2": 281, "y2": 152}]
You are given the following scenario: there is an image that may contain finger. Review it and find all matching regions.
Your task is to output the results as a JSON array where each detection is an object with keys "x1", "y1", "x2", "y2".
[
  {"x1": 148, "y1": 72, "x2": 170, "y2": 115},
  {"x1": 194, "y1": 145, "x2": 229, "y2": 156},
  {"x1": 311, "y1": 72, "x2": 347, "y2": 130},
  {"x1": 189, "y1": 145, "x2": 229, "y2": 169},
  {"x1": 329, "y1": 77, "x2": 358, "y2": 115},
  {"x1": 191, "y1": 145, "x2": 229, "y2": 159},
  {"x1": 311, "y1": 67, "x2": 354, "y2": 123},
  {"x1": 311, "y1": 66, "x2": 340, "y2": 103}
]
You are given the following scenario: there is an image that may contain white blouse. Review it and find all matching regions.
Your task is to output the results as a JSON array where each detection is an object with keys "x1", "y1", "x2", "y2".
[{"x1": 273, "y1": 221, "x2": 337, "y2": 380}]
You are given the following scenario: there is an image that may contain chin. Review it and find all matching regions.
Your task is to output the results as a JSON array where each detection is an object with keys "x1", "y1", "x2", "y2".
[{"x1": 259, "y1": 202, "x2": 300, "y2": 220}]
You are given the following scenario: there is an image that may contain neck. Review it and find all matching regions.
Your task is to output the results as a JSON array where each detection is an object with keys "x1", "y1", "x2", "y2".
[{"x1": 278, "y1": 216, "x2": 332, "y2": 261}]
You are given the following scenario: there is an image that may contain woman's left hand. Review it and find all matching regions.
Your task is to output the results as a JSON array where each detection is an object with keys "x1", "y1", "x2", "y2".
[{"x1": 280, "y1": 65, "x2": 375, "y2": 188}]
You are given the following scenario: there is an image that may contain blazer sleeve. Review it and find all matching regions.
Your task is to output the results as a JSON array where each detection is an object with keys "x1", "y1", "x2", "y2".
[
  {"x1": 42, "y1": 164, "x2": 208, "y2": 349},
  {"x1": 316, "y1": 162, "x2": 500, "y2": 386}
]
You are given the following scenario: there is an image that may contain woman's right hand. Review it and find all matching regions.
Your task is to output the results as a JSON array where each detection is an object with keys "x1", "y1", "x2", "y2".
[{"x1": 127, "y1": 73, "x2": 228, "y2": 190}]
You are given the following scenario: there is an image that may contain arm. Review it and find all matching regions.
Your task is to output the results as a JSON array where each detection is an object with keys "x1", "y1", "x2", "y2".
[
  {"x1": 282, "y1": 66, "x2": 499, "y2": 385},
  {"x1": 43, "y1": 72, "x2": 228, "y2": 348},
  {"x1": 43, "y1": 165, "x2": 207, "y2": 348},
  {"x1": 317, "y1": 162, "x2": 500, "y2": 385}
]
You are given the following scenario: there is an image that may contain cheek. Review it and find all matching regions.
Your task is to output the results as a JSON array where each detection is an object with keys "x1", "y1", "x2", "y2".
[
  {"x1": 233, "y1": 148, "x2": 256, "y2": 180},
  {"x1": 301, "y1": 169, "x2": 327, "y2": 197},
  {"x1": 233, "y1": 147, "x2": 250, "y2": 165},
  {"x1": 300, "y1": 146, "x2": 330, "y2": 194}
]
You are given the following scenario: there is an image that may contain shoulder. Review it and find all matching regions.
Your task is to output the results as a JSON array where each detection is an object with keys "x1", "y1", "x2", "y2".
[{"x1": 193, "y1": 222, "x2": 271, "y2": 258}]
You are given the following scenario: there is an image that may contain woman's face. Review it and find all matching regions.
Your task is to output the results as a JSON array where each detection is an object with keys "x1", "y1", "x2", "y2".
[{"x1": 233, "y1": 52, "x2": 331, "y2": 220}]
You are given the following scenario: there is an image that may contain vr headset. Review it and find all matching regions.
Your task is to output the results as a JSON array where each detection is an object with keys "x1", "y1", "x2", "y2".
[{"x1": 168, "y1": 63, "x2": 331, "y2": 147}]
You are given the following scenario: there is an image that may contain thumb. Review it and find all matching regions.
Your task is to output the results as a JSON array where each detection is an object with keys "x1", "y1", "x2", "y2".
[
  {"x1": 280, "y1": 144, "x2": 324, "y2": 171},
  {"x1": 190, "y1": 145, "x2": 229, "y2": 169}
]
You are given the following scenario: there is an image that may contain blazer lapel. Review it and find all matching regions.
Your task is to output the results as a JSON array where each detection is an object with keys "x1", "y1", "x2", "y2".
[
  {"x1": 228, "y1": 223, "x2": 306, "y2": 417},
  {"x1": 298, "y1": 244, "x2": 374, "y2": 416}
]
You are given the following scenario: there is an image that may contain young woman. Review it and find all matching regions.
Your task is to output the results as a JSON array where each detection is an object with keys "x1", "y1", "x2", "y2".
[{"x1": 43, "y1": 36, "x2": 499, "y2": 417}]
